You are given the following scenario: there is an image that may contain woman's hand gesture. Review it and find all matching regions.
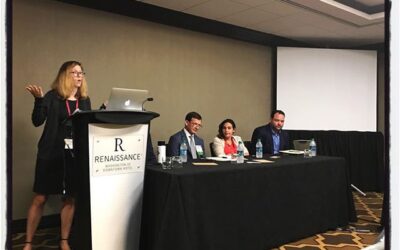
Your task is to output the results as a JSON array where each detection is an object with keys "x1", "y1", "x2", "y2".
[{"x1": 25, "y1": 84, "x2": 44, "y2": 98}]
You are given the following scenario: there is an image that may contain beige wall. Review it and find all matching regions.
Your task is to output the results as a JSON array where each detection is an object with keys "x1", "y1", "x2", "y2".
[
  {"x1": 377, "y1": 50, "x2": 385, "y2": 134},
  {"x1": 13, "y1": 0, "x2": 272, "y2": 219}
]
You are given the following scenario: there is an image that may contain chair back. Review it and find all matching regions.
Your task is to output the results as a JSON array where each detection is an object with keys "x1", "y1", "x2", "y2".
[
  {"x1": 243, "y1": 141, "x2": 252, "y2": 152},
  {"x1": 209, "y1": 142, "x2": 217, "y2": 157}
]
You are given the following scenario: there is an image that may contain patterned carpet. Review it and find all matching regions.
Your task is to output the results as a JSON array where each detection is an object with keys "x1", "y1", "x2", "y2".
[
  {"x1": 273, "y1": 192, "x2": 383, "y2": 250},
  {"x1": 12, "y1": 192, "x2": 383, "y2": 250}
]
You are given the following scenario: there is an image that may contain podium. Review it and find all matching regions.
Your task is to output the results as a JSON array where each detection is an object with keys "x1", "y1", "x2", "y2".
[{"x1": 69, "y1": 110, "x2": 159, "y2": 250}]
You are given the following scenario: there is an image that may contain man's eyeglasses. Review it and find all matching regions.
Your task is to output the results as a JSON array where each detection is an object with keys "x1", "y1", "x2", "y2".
[
  {"x1": 190, "y1": 122, "x2": 202, "y2": 128},
  {"x1": 70, "y1": 71, "x2": 85, "y2": 77}
]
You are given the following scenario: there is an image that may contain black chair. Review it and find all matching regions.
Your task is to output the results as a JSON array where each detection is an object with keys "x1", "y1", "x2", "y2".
[
  {"x1": 209, "y1": 142, "x2": 217, "y2": 157},
  {"x1": 244, "y1": 141, "x2": 252, "y2": 153}
]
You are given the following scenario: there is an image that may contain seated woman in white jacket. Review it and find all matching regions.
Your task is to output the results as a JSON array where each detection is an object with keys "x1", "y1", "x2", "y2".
[{"x1": 212, "y1": 118, "x2": 249, "y2": 157}]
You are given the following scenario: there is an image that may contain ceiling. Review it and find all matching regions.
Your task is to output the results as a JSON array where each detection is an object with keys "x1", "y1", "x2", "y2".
[{"x1": 136, "y1": 0, "x2": 385, "y2": 48}]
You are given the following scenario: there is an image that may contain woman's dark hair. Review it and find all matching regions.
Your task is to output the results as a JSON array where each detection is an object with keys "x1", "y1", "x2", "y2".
[{"x1": 218, "y1": 119, "x2": 236, "y2": 139}]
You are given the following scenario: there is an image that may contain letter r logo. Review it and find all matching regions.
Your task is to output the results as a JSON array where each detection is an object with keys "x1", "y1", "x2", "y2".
[{"x1": 114, "y1": 138, "x2": 125, "y2": 152}]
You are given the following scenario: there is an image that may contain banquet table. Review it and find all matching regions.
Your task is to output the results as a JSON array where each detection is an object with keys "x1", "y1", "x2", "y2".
[{"x1": 139, "y1": 155, "x2": 356, "y2": 250}]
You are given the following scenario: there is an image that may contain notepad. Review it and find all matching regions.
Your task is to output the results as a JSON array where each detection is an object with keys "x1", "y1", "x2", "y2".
[
  {"x1": 253, "y1": 159, "x2": 274, "y2": 163},
  {"x1": 192, "y1": 162, "x2": 218, "y2": 166},
  {"x1": 206, "y1": 157, "x2": 232, "y2": 162},
  {"x1": 279, "y1": 149, "x2": 304, "y2": 155}
]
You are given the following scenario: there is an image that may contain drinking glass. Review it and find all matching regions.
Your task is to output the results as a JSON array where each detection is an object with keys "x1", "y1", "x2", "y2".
[
  {"x1": 171, "y1": 156, "x2": 183, "y2": 168},
  {"x1": 162, "y1": 157, "x2": 172, "y2": 169},
  {"x1": 304, "y1": 149, "x2": 312, "y2": 158}
]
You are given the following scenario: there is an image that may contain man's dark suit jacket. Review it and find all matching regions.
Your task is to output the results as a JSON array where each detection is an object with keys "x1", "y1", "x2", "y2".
[
  {"x1": 250, "y1": 123, "x2": 290, "y2": 155},
  {"x1": 167, "y1": 129, "x2": 205, "y2": 159}
]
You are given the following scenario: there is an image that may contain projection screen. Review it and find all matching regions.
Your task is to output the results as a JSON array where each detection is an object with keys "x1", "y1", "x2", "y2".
[{"x1": 277, "y1": 47, "x2": 377, "y2": 131}]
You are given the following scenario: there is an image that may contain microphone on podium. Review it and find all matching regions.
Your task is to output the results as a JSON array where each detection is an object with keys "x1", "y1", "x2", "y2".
[{"x1": 142, "y1": 97, "x2": 154, "y2": 111}]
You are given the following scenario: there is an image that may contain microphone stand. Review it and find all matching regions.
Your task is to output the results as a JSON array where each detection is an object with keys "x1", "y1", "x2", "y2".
[{"x1": 141, "y1": 97, "x2": 154, "y2": 111}]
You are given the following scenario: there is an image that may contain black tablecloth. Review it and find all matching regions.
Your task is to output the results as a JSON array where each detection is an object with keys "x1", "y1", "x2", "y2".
[
  {"x1": 287, "y1": 130, "x2": 384, "y2": 192},
  {"x1": 140, "y1": 156, "x2": 356, "y2": 250}
]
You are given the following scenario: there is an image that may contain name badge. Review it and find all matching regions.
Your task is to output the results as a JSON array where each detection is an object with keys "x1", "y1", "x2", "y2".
[
  {"x1": 64, "y1": 138, "x2": 73, "y2": 149},
  {"x1": 195, "y1": 145, "x2": 204, "y2": 157}
]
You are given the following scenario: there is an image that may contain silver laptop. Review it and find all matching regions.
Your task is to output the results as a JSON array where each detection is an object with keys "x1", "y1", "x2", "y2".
[{"x1": 107, "y1": 88, "x2": 149, "y2": 111}]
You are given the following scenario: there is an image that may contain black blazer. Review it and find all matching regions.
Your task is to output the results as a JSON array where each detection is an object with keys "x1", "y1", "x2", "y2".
[
  {"x1": 167, "y1": 129, "x2": 205, "y2": 159},
  {"x1": 250, "y1": 123, "x2": 289, "y2": 155},
  {"x1": 32, "y1": 90, "x2": 91, "y2": 160}
]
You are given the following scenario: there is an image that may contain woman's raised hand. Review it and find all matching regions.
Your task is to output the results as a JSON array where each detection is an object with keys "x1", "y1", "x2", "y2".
[{"x1": 25, "y1": 84, "x2": 44, "y2": 98}]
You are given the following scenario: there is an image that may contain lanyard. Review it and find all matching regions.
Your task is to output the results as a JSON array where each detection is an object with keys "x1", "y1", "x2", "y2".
[{"x1": 66, "y1": 99, "x2": 79, "y2": 116}]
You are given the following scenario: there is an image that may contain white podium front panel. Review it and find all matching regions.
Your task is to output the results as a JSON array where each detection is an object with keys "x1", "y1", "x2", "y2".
[{"x1": 88, "y1": 123, "x2": 148, "y2": 250}]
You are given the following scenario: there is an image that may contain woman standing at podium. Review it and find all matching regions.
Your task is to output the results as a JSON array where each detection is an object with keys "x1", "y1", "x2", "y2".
[{"x1": 24, "y1": 61, "x2": 91, "y2": 250}]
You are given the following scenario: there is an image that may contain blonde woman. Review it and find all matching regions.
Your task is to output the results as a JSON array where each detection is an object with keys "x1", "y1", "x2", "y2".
[
  {"x1": 212, "y1": 118, "x2": 249, "y2": 157},
  {"x1": 24, "y1": 61, "x2": 91, "y2": 250}
]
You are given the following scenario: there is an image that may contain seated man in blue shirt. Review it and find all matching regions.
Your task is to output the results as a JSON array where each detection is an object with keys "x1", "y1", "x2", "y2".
[
  {"x1": 167, "y1": 111, "x2": 205, "y2": 159},
  {"x1": 250, "y1": 110, "x2": 290, "y2": 155}
]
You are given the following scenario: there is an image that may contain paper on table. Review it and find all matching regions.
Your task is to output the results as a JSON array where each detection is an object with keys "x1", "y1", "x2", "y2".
[
  {"x1": 247, "y1": 159, "x2": 274, "y2": 163},
  {"x1": 270, "y1": 155, "x2": 280, "y2": 159},
  {"x1": 279, "y1": 149, "x2": 304, "y2": 155},
  {"x1": 192, "y1": 162, "x2": 218, "y2": 166},
  {"x1": 206, "y1": 157, "x2": 232, "y2": 162},
  {"x1": 253, "y1": 159, "x2": 274, "y2": 163}
]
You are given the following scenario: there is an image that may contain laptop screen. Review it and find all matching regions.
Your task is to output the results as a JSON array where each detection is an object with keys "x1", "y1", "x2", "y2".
[{"x1": 107, "y1": 88, "x2": 149, "y2": 111}]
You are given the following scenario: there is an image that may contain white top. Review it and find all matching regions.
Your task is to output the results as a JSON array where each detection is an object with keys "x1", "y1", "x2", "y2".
[{"x1": 212, "y1": 135, "x2": 249, "y2": 157}]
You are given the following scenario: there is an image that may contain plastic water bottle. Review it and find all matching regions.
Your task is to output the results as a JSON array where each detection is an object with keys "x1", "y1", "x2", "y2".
[
  {"x1": 309, "y1": 138, "x2": 317, "y2": 157},
  {"x1": 256, "y1": 139, "x2": 263, "y2": 159},
  {"x1": 237, "y1": 141, "x2": 245, "y2": 164},
  {"x1": 180, "y1": 142, "x2": 187, "y2": 163}
]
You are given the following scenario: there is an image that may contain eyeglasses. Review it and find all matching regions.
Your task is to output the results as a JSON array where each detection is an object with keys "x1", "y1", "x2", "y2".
[
  {"x1": 189, "y1": 122, "x2": 202, "y2": 128},
  {"x1": 70, "y1": 71, "x2": 85, "y2": 77}
]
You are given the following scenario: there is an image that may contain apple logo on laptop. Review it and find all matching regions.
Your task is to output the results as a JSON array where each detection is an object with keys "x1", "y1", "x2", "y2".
[{"x1": 124, "y1": 99, "x2": 131, "y2": 107}]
